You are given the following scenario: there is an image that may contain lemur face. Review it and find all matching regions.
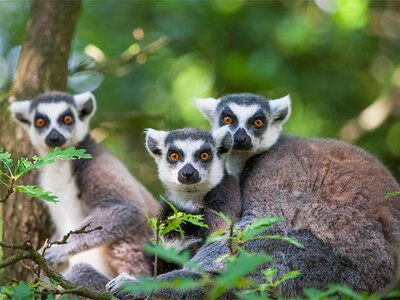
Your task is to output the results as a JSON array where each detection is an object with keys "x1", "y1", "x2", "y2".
[
  {"x1": 146, "y1": 127, "x2": 232, "y2": 195},
  {"x1": 194, "y1": 93, "x2": 291, "y2": 154},
  {"x1": 9, "y1": 92, "x2": 96, "y2": 154}
]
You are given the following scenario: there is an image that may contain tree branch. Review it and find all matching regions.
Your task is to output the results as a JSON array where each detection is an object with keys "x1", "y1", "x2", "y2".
[{"x1": 0, "y1": 239, "x2": 117, "y2": 300}]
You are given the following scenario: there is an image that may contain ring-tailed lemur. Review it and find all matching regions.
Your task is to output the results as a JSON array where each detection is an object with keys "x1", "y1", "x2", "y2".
[
  {"x1": 193, "y1": 93, "x2": 400, "y2": 295},
  {"x1": 107, "y1": 127, "x2": 242, "y2": 299},
  {"x1": 9, "y1": 91, "x2": 159, "y2": 291},
  {"x1": 145, "y1": 127, "x2": 241, "y2": 273}
]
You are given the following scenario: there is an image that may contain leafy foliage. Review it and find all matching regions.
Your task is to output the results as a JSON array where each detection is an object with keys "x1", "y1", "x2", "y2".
[
  {"x1": 16, "y1": 185, "x2": 58, "y2": 203},
  {"x1": 0, "y1": 147, "x2": 91, "y2": 203}
]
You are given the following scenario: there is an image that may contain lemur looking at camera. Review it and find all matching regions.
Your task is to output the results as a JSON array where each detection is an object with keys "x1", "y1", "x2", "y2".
[
  {"x1": 9, "y1": 91, "x2": 159, "y2": 291},
  {"x1": 146, "y1": 127, "x2": 241, "y2": 273},
  {"x1": 107, "y1": 127, "x2": 241, "y2": 299},
  {"x1": 193, "y1": 93, "x2": 400, "y2": 295}
]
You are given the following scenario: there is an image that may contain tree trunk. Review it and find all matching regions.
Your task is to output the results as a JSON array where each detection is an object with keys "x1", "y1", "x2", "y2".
[{"x1": 0, "y1": 0, "x2": 81, "y2": 283}]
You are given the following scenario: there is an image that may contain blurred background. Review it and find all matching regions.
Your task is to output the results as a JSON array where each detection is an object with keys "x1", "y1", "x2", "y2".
[{"x1": 1, "y1": 0, "x2": 399, "y2": 197}]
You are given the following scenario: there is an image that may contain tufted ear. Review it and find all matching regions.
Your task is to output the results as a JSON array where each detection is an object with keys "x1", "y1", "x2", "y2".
[
  {"x1": 269, "y1": 94, "x2": 291, "y2": 126},
  {"x1": 74, "y1": 92, "x2": 97, "y2": 121},
  {"x1": 145, "y1": 128, "x2": 168, "y2": 161},
  {"x1": 212, "y1": 126, "x2": 233, "y2": 156},
  {"x1": 8, "y1": 100, "x2": 32, "y2": 129},
  {"x1": 193, "y1": 97, "x2": 219, "y2": 123}
]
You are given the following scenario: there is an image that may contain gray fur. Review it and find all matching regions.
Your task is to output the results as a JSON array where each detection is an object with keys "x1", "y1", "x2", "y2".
[
  {"x1": 9, "y1": 91, "x2": 159, "y2": 291},
  {"x1": 195, "y1": 93, "x2": 400, "y2": 295}
]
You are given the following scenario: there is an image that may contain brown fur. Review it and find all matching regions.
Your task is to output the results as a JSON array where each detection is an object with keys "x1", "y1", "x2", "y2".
[
  {"x1": 241, "y1": 134, "x2": 400, "y2": 291},
  {"x1": 72, "y1": 136, "x2": 159, "y2": 278}
]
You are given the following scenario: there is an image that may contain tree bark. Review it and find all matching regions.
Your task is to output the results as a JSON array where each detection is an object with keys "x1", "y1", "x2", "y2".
[{"x1": 0, "y1": 0, "x2": 81, "y2": 283}]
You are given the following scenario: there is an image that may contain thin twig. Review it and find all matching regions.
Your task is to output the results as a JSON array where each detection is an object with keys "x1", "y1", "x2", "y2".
[{"x1": 41, "y1": 222, "x2": 102, "y2": 254}]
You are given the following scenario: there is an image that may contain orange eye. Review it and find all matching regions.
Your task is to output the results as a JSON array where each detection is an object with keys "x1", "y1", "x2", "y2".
[
  {"x1": 36, "y1": 118, "x2": 46, "y2": 127},
  {"x1": 64, "y1": 115, "x2": 73, "y2": 124},
  {"x1": 253, "y1": 119, "x2": 263, "y2": 127},
  {"x1": 200, "y1": 152, "x2": 209, "y2": 161},
  {"x1": 169, "y1": 153, "x2": 179, "y2": 161},
  {"x1": 223, "y1": 116, "x2": 233, "y2": 124}
]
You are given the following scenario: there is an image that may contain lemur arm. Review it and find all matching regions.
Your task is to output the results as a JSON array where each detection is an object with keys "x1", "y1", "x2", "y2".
[{"x1": 44, "y1": 204, "x2": 145, "y2": 265}]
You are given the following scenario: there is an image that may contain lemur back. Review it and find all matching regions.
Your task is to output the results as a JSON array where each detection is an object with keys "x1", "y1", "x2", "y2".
[
  {"x1": 240, "y1": 134, "x2": 400, "y2": 293},
  {"x1": 9, "y1": 91, "x2": 159, "y2": 290},
  {"x1": 193, "y1": 93, "x2": 400, "y2": 295}
]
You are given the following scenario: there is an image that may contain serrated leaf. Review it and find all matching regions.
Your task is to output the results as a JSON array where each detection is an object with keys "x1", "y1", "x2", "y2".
[
  {"x1": 16, "y1": 185, "x2": 58, "y2": 203},
  {"x1": 262, "y1": 267, "x2": 277, "y2": 284},
  {"x1": 185, "y1": 215, "x2": 209, "y2": 228},
  {"x1": 0, "y1": 148, "x2": 13, "y2": 169},
  {"x1": 15, "y1": 147, "x2": 92, "y2": 176},
  {"x1": 144, "y1": 243, "x2": 190, "y2": 265},
  {"x1": 275, "y1": 270, "x2": 300, "y2": 286}
]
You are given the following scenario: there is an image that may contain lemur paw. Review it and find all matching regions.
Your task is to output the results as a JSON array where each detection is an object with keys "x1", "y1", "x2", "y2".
[{"x1": 106, "y1": 273, "x2": 145, "y2": 299}]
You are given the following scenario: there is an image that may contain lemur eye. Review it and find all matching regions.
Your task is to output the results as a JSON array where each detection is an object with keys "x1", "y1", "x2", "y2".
[
  {"x1": 253, "y1": 119, "x2": 264, "y2": 127},
  {"x1": 169, "y1": 153, "x2": 179, "y2": 161},
  {"x1": 36, "y1": 118, "x2": 46, "y2": 127},
  {"x1": 64, "y1": 115, "x2": 73, "y2": 125},
  {"x1": 223, "y1": 116, "x2": 233, "y2": 124},
  {"x1": 200, "y1": 152, "x2": 209, "y2": 161}
]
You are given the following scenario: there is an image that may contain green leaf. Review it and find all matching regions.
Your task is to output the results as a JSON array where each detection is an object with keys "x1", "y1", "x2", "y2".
[
  {"x1": 275, "y1": 270, "x2": 300, "y2": 286},
  {"x1": 207, "y1": 234, "x2": 231, "y2": 243},
  {"x1": 242, "y1": 216, "x2": 283, "y2": 242},
  {"x1": 15, "y1": 147, "x2": 92, "y2": 177},
  {"x1": 16, "y1": 185, "x2": 58, "y2": 203},
  {"x1": 234, "y1": 291, "x2": 272, "y2": 300},
  {"x1": 0, "y1": 148, "x2": 13, "y2": 169},
  {"x1": 385, "y1": 191, "x2": 400, "y2": 198},
  {"x1": 211, "y1": 210, "x2": 232, "y2": 226},
  {"x1": 185, "y1": 214, "x2": 209, "y2": 228},
  {"x1": 144, "y1": 243, "x2": 190, "y2": 265},
  {"x1": 210, "y1": 251, "x2": 272, "y2": 300},
  {"x1": 6, "y1": 281, "x2": 35, "y2": 300},
  {"x1": 262, "y1": 267, "x2": 277, "y2": 284},
  {"x1": 122, "y1": 276, "x2": 206, "y2": 294},
  {"x1": 211, "y1": 229, "x2": 228, "y2": 236},
  {"x1": 162, "y1": 197, "x2": 178, "y2": 214}
]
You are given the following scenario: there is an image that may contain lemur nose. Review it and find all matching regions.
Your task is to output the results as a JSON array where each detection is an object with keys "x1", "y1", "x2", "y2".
[
  {"x1": 45, "y1": 129, "x2": 66, "y2": 148},
  {"x1": 233, "y1": 128, "x2": 252, "y2": 150},
  {"x1": 178, "y1": 163, "x2": 200, "y2": 184}
]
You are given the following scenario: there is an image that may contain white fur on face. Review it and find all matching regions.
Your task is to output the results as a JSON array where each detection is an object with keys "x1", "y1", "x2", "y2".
[
  {"x1": 28, "y1": 102, "x2": 90, "y2": 155},
  {"x1": 156, "y1": 139, "x2": 225, "y2": 210}
]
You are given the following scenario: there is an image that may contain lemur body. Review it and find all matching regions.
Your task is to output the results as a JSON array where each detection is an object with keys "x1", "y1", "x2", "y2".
[
  {"x1": 192, "y1": 93, "x2": 400, "y2": 294},
  {"x1": 106, "y1": 128, "x2": 241, "y2": 298},
  {"x1": 9, "y1": 92, "x2": 159, "y2": 290},
  {"x1": 146, "y1": 128, "x2": 241, "y2": 272}
]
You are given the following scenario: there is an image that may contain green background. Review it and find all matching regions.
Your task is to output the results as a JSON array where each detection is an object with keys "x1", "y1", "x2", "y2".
[{"x1": 1, "y1": 0, "x2": 399, "y2": 197}]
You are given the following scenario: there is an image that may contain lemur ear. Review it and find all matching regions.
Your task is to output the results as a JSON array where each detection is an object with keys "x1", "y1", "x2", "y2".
[
  {"x1": 193, "y1": 97, "x2": 219, "y2": 123},
  {"x1": 73, "y1": 92, "x2": 97, "y2": 120},
  {"x1": 269, "y1": 94, "x2": 291, "y2": 125},
  {"x1": 213, "y1": 127, "x2": 233, "y2": 156},
  {"x1": 145, "y1": 128, "x2": 167, "y2": 160},
  {"x1": 8, "y1": 100, "x2": 32, "y2": 128}
]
